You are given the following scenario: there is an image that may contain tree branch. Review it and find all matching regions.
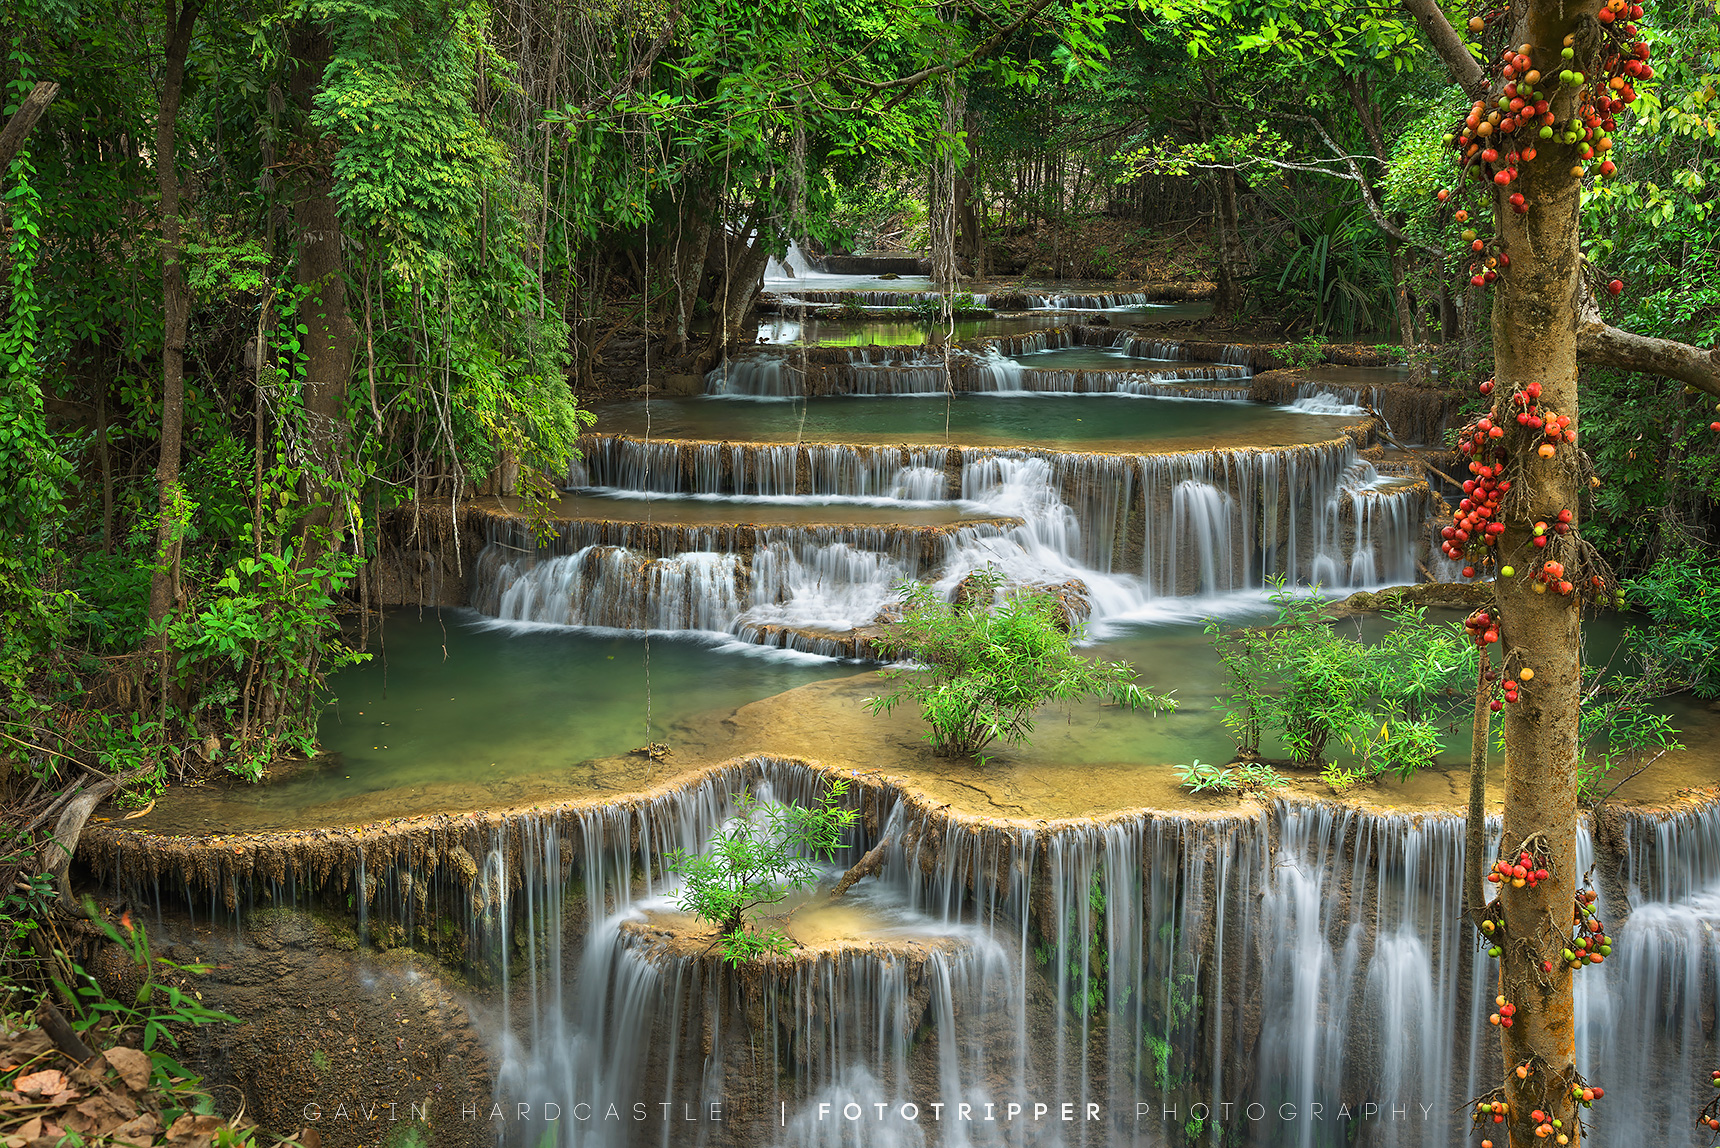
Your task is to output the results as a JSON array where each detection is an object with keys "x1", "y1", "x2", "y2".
[
  {"x1": 0, "y1": 80, "x2": 60, "y2": 172},
  {"x1": 1577, "y1": 289, "x2": 1720, "y2": 398},
  {"x1": 870, "y1": 0, "x2": 1059, "y2": 118},
  {"x1": 1401, "y1": 0, "x2": 1489, "y2": 99}
]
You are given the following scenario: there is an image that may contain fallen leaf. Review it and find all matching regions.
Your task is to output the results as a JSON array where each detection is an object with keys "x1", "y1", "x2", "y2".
[
  {"x1": 165, "y1": 1112, "x2": 222, "y2": 1145},
  {"x1": 14, "y1": 1069, "x2": 66, "y2": 1096},
  {"x1": 102, "y1": 1047, "x2": 152, "y2": 1092},
  {"x1": 110, "y1": 1111, "x2": 162, "y2": 1147}
]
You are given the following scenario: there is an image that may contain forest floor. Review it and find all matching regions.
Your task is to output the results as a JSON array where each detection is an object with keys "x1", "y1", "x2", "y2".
[{"x1": 980, "y1": 211, "x2": 1218, "y2": 281}]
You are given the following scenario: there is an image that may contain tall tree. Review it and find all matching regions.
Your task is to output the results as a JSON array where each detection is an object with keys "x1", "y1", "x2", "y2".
[
  {"x1": 145, "y1": 0, "x2": 203, "y2": 635},
  {"x1": 287, "y1": 20, "x2": 357, "y2": 555},
  {"x1": 1402, "y1": 0, "x2": 1715, "y2": 1144}
]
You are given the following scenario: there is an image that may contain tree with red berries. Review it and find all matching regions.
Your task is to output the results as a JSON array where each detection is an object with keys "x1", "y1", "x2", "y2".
[{"x1": 1404, "y1": 0, "x2": 1719, "y2": 1146}]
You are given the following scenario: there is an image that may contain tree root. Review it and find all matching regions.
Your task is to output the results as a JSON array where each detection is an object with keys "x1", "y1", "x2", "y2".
[
  {"x1": 830, "y1": 837, "x2": 892, "y2": 899},
  {"x1": 38, "y1": 777, "x2": 126, "y2": 914}
]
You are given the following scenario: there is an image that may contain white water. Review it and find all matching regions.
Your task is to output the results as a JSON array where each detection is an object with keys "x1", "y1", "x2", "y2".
[
  {"x1": 497, "y1": 438, "x2": 1434, "y2": 651},
  {"x1": 461, "y1": 764, "x2": 1720, "y2": 1148}
]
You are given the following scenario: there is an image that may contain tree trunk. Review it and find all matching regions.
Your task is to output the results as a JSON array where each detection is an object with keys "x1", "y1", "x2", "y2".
[
  {"x1": 1196, "y1": 75, "x2": 1249, "y2": 318},
  {"x1": 670, "y1": 188, "x2": 714, "y2": 357},
  {"x1": 145, "y1": 0, "x2": 203, "y2": 633},
  {"x1": 955, "y1": 105, "x2": 983, "y2": 277},
  {"x1": 1345, "y1": 74, "x2": 1419, "y2": 350},
  {"x1": 1212, "y1": 169, "x2": 1247, "y2": 316},
  {"x1": 0, "y1": 81, "x2": 59, "y2": 172},
  {"x1": 695, "y1": 222, "x2": 773, "y2": 375},
  {"x1": 1489, "y1": 6, "x2": 1585, "y2": 1142},
  {"x1": 289, "y1": 22, "x2": 357, "y2": 558},
  {"x1": 929, "y1": 82, "x2": 966, "y2": 291}
]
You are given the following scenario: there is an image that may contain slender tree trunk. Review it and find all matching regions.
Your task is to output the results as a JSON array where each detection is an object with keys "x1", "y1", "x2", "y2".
[
  {"x1": 1345, "y1": 75, "x2": 1420, "y2": 350},
  {"x1": 955, "y1": 104, "x2": 982, "y2": 277},
  {"x1": 0, "y1": 80, "x2": 59, "y2": 173},
  {"x1": 1489, "y1": 5, "x2": 1585, "y2": 1142},
  {"x1": 146, "y1": 0, "x2": 203, "y2": 633},
  {"x1": 288, "y1": 22, "x2": 358, "y2": 557},
  {"x1": 1197, "y1": 74, "x2": 1249, "y2": 318},
  {"x1": 929, "y1": 82, "x2": 965, "y2": 290},
  {"x1": 671, "y1": 187, "x2": 714, "y2": 356},
  {"x1": 1212, "y1": 170, "x2": 1247, "y2": 316}
]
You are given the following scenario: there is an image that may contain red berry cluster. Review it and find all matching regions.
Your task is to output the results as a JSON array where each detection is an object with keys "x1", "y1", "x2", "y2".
[
  {"x1": 1436, "y1": 4, "x2": 1653, "y2": 295},
  {"x1": 1489, "y1": 994, "x2": 1519, "y2": 1028},
  {"x1": 1465, "y1": 609, "x2": 1502, "y2": 649},
  {"x1": 1700, "y1": 1074, "x2": 1720, "y2": 1138},
  {"x1": 1488, "y1": 849, "x2": 1549, "y2": 889}
]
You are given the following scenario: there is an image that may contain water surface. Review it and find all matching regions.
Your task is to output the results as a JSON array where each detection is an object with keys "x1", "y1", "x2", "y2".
[{"x1": 590, "y1": 394, "x2": 1356, "y2": 452}]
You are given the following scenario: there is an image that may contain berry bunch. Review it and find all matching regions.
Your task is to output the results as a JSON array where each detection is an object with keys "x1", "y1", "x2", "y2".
[
  {"x1": 1436, "y1": 4, "x2": 1653, "y2": 294},
  {"x1": 1488, "y1": 849, "x2": 1550, "y2": 889},
  {"x1": 1562, "y1": 886, "x2": 1612, "y2": 970}
]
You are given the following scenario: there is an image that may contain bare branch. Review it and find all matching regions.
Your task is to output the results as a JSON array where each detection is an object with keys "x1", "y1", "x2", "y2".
[
  {"x1": 1577, "y1": 288, "x2": 1720, "y2": 397},
  {"x1": 1400, "y1": 0, "x2": 1489, "y2": 99}
]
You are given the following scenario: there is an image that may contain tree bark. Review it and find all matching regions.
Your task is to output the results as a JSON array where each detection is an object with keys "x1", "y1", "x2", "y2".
[
  {"x1": 1401, "y1": 0, "x2": 1489, "y2": 99},
  {"x1": 1198, "y1": 72, "x2": 1249, "y2": 317},
  {"x1": 929, "y1": 82, "x2": 966, "y2": 291},
  {"x1": 1212, "y1": 169, "x2": 1247, "y2": 316},
  {"x1": 1577, "y1": 295, "x2": 1720, "y2": 397},
  {"x1": 0, "y1": 80, "x2": 59, "y2": 172},
  {"x1": 1488, "y1": 4, "x2": 1584, "y2": 1143},
  {"x1": 955, "y1": 104, "x2": 983, "y2": 276},
  {"x1": 289, "y1": 22, "x2": 357, "y2": 558},
  {"x1": 145, "y1": 1, "x2": 203, "y2": 633},
  {"x1": 1465, "y1": 648, "x2": 1491, "y2": 932},
  {"x1": 670, "y1": 187, "x2": 714, "y2": 357}
]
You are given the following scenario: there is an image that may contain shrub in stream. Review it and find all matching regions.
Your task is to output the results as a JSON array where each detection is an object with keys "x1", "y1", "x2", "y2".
[
  {"x1": 663, "y1": 779, "x2": 858, "y2": 966},
  {"x1": 865, "y1": 570, "x2": 1174, "y2": 757},
  {"x1": 1207, "y1": 580, "x2": 1479, "y2": 778}
]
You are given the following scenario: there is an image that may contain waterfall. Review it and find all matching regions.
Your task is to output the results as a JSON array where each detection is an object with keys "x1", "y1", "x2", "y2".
[
  {"x1": 482, "y1": 546, "x2": 747, "y2": 633},
  {"x1": 90, "y1": 759, "x2": 1720, "y2": 1148},
  {"x1": 553, "y1": 434, "x2": 1432, "y2": 642},
  {"x1": 1025, "y1": 292, "x2": 1152, "y2": 309},
  {"x1": 764, "y1": 240, "x2": 815, "y2": 280}
]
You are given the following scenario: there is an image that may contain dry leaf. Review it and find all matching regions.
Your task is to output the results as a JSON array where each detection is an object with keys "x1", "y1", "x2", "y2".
[
  {"x1": 69, "y1": 1093, "x2": 135, "y2": 1137},
  {"x1": 110, "y1": 1111, "x2": 162, "y2": 1147},
  {"x1": 14, "y1": 1069, "x2": 66, "y2": 1096},
  {"x1": 164, "y1": 1112, "x2": 222, "y2": 1146},
  {"x1": 15, "y1": 1117, "x2": 42, "y2": 1141},
  {"x1": 103, "y1": 1046, "x2": 152, "y2": 1092},
  {"x1": 294, "y1": 1128, "x2": 322, "y2": 1148}
]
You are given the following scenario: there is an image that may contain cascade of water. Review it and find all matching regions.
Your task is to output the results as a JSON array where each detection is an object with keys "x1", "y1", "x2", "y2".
[
  {"x1": 1026, "y1": 292, "x2": 1151, "y2": 310},
  {"x1": 706, "y1": 354, "x2": 796, "y2": 398},
  {"x1": 764, "y1": 240, "x2": 814, "y2": 280},
  {"x1": 565, "y1": 434, "x2": 1432, "y2": 636},
  {"x1": 974, "y1": 347, "x2": 1024, "y2": 392},
  {"x1": 133, "y1": 757, "x2": 1716, "y2": 1148},
  {"x1": 483, "y1": 546, "x2": 747, "y2": 632},
  {"x1": 1283, "y1": 385, "x2": 1375, "y2": 417}
]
